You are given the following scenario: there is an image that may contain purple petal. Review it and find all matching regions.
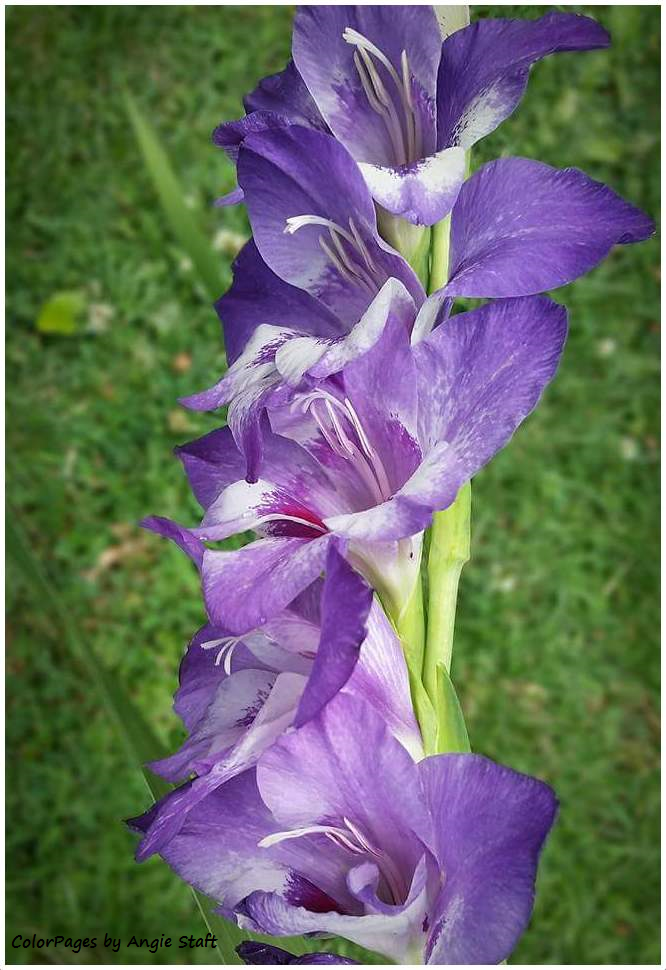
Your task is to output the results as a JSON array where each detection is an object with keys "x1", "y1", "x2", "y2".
[
  {"x1": 242, "y1": 859, "x2": 429, "y2": 963},
  {"x1": 148, "y1": 666, "x2": 278, "y2": 784},
  {"x1": 413, "y1": 294, "x2": 567, "y2": 508},
  {"x1": 169, "y1": 624, "x2": 228, "y2": 733},
  {"x1": 257, "y1": 693, "x2": 431, "y2": 882},
  {"x1": 175, "y1": 426, "x2": 246, "y2": 509},
  {"x1": 437, "y1": 12, "x2": 610, "y2": 150},
  {"x1": 292, "y1": 6, "x2": 440, "y2": 165},
  {"x1": 341, "y1": 302, "x2": 421, "y2": 494},
  {"x1": 244, "y1": 60, "x2": 327, "y2": 131},
  {"x1": 359, "y1": 146, "x2": 466, "y2": 225},
  {"x1": 214, "y1": 185, "x2": 244, "y2": 207},
  {"x1": 447, "y1": 157, "x2": 655, "y2": 298},
  {"x1": 237, "y1": 942, "x2": 356, "y2": 965},
  {"x1": 345, "y1": 602, "x2": 423, "y2": 761},
  {"x1": 129, "y1": 771, "x2": 288, "y2": 905},
  {"x1": 136, "y1": 670, "x2": 306, "y2": 857},
  {"x1": 194, "y1": 430, "x2": 342, "y2": 540},
  {"x1": 420, "y1": 754, "x2": 558, "y2": 964},
  {"x1": 215, "y1": 240, "x2": 342, "y2": 367},
  {"x1": 203, "y1": 534, "x2": 335, "y2": 634},
  {"x1": 330, "y1": 295, "x2": 568, "y2": 540},
  {"x1": 294, "y1": 547, "x2": 372, "y2": 728},
  {"x1": 237, "y1": 126, "x2": 424, "y2": 323},
  {"x1": 140, "y1": 515, "x2": 204, "y2": 569},
  {"x1": 298, "y1": 277, "x2": 417, "y2": 384}
]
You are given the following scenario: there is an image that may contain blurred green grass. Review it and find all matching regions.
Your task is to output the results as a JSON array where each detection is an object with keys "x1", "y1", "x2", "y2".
[{"x1": 6, "y1": 5, "x2": 660, "y2": 965}]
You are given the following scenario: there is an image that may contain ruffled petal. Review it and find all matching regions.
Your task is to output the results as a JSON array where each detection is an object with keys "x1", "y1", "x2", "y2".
[
  {"x1": 447, "y1": 157, "x2": 655, "y2": 298},
  {"x1": 437, "y1": 12, "x2": 610, "y2": 150},
  {"x1": 420, "y1": 754, "x2": 558, "y2": 964}
]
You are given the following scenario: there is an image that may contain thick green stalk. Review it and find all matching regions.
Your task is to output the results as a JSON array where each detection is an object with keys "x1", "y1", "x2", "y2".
[{"x1": 392, "y1": 579, "x2": 438, "y2": 754}]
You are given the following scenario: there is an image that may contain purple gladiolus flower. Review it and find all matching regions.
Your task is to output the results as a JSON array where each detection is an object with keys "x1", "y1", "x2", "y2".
[
  {"x1": 183, "y1": 126, "x2": 651, "y2": 481},
  {"x1": 154, "y1": 292, "x2": 568, "y2": 628},
  {"x1": 130, "y1": 694, "x2": 558, "y2": 964},
  {"x1": 132, "y1": 547, "x2": 422, "y2": 860},
  {"x1": 216, "y1": 8, "x2": 610, "y2": 224}
]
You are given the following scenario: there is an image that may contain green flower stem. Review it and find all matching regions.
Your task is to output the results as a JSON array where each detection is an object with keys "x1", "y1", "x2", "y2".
[
  {"x1": 424, "y1": 482, "x2": 471, "y2": 704},
  {"x1": 392, "y1": 578, "x2": 438, "y2": 755},
  {"x1": 428, "y1": 213, "x2": 451, "y2": 293}
]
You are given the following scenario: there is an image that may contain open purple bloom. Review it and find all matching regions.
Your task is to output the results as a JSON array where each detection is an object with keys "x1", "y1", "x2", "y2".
[
  {"x1": 155, "y1": 292, "x2": 568, "y2": 628},
  {"x1": 130, "y1": 693, "x2": 558, "y2": 964},
  {"x1": 132, "y1": 546, "x2": 422, "y2": 860},
  {"x1": 216, "y1": 8, "x2": 610, "y2": 224},
  {"x1": 184, "y1": 126, "x2": 650, "y2": 485}
]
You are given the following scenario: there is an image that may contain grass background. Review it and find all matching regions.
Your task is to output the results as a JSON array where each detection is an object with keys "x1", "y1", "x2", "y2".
[{"x1": 6, "y1": 4, "x2": 660, "y2": 965}]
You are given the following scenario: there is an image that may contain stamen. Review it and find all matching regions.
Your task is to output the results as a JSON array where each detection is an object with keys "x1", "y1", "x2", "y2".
[
  {"x1": 352, "y1": 49, "x2": 406, "y2": 164},
  {"x1": 201, "y1": 636, "x2": 241, "y2": 671},
  {"x1": 348, "y1": 218, "x2": 377, "y2": 273},
  {"x1": 343, "y1": 27, "x2": 420, "y2": 163},
  {"x1": 255, "y1": 512, "x2": 327, "y2": 535},
  {"x1": 285, "y1": 214, "x2": 378, "y2": 293},
  {"x1": 299, "y1": 390, "x2": 392, "y2": 503},
  {"x1": 258, "y1": 818, "x2": 407, "y2": 905}
]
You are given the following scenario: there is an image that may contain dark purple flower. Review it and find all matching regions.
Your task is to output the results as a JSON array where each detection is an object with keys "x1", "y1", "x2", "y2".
[
  {"x1": 130, "y1": 694, "x2": 558, "y2": 964},
  {"x1": 237, "y1": 942, "x2": 356, "y2": 965},
  {"x1": 131, "y1": 546, "x2": 422, "y2": 860},
  {"x1": 153, "y1": 292, "x2": 568, "y2": 628},
  {"x1": 217, "y1": 8, "x2": 610, "y2": 224}
]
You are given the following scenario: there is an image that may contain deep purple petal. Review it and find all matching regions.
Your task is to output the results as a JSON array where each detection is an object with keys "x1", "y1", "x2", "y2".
[
  {"x1": 203, "y1": 534, "x2": 335, "y2": 635},
  {"x1": 175, "y1": 426, "x2": 246, "y2": 510},
  {"x1": 437, "y1": 12, "x2": 610, "y2": 150},
  {"x1": 216, "y1": 240, "x2": 342, "y2": 367},
  {"x1": 293, "y1": 6, "x2": 440, "y2": 165},
  {"x1": 420, "y1": 754, "x2": 558, "y2": 965},
  {"x1": 447, "y1": 157, "x2": 655, "y2": 298},
  {"x1": 171, "y1": 624, "x2": 228, "y2": 733},
  {"x1": 237, "y1": 126, "x2": 424, "y2": 323},
  {"x1": 214, "y1": 112, "x2": 294, "y2": 163},
  {"x1": 359, "y1": 147, "x2": 466, "y2": 225},
  {"x1": 294, "y1": 547, "x2": 372, "y2": 728},
  {"x1": 214, "y1": 185, "x2": 244, "y2": 207},
  {"x1": 237, "y1": 942, "x2": 356, "y2": 965},
  {"x1": 244, "y1": 60, "x2": 328, "y2": 131}
]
